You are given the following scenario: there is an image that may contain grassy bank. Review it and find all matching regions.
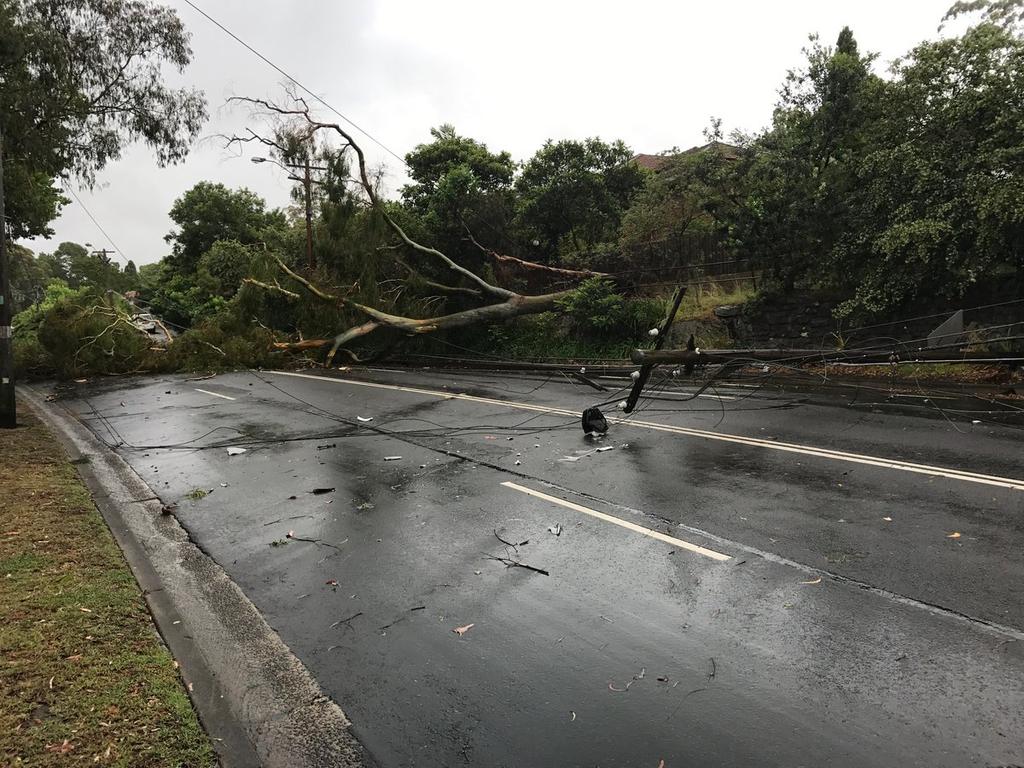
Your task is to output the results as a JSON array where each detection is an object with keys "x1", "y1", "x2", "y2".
[{"x1": 0, "y1": 404, "x2": 214, "y2": 766}]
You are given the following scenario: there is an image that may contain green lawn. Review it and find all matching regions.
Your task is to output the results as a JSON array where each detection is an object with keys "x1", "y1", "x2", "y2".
[{"x1": 0, "y1": 404, "x2": 215, "y2": 767}]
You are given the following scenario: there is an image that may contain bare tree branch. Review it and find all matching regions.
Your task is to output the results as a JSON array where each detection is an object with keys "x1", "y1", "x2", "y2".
[
  {"x1": 243, "y1": 277, "x2": 300, "y2": 300},
  {"x1": 228, "y1": 95, "x2": 514, "y2": 300}
]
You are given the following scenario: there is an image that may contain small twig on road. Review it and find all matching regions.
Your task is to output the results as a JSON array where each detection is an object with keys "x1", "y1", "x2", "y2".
[
  {"x1": 493, "y1": 528, "x2": 529, "y2": 553},
  {"x1": 286, "y1": 531, "x2": 345, "y2": 550},
  {"x1": 331, "y1": 611, "x2": 363, "y2": 630},
  {"x1": 483, "y1": 553, "x2": 549, "y2": 576},
  {"x1": 262, "y1": 518, "x2": 281, "y2": 526},
  {"x1": 707, "y1": 657, "x2": 717, "y2": 683},
  {"x1": 665, "y1": 687, "x2": 708, "y2": 721}
]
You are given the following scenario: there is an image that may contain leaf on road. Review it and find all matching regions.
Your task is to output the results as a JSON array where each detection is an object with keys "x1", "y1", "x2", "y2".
[
  {"x1": 453, "y1": 623, "x2": 475, "y2": 636},
  {"x1": 325, "y1": 579, "x2": 338, "y2": 586},
  {"x1": 947, "y1": 531, "x2": 961, "y2": 538},
  {"x1": 800, "y1": 577, "x2": 822, "y2": 585}
]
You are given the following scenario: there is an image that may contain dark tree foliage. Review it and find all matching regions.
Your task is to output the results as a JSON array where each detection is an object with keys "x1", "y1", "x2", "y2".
[
  {"x1": 164, "y1": 182, "x2": 286, "y2": 274},
  {"x1": 516, "y1": 138, "x2": 645, "y2": 262},
  {"x1": 0, "y1": 0, "x2": 207, "y2": 236}
]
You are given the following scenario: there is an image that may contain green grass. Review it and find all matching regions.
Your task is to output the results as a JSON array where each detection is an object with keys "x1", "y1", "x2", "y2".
[
  {"x1": 0, "y1": 405, "x2": 215, "y2": 767},
  {"x1": 676, "y1": 280, "x2": 758, "y2": 321}
]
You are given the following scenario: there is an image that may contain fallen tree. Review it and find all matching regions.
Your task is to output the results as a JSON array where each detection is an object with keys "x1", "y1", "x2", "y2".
[{"x1": 230, "y1": 96, "x2": 594, "y2": 365}]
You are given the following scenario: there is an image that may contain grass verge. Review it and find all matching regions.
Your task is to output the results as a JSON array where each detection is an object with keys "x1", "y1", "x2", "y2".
[{"x1": 0, "y1": 402, "x2": 215, "y2": 767}]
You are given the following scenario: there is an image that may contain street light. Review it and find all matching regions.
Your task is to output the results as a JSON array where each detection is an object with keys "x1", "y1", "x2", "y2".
[{"x1": 250, "y1": 155, "x2": 328, "y2": 271}]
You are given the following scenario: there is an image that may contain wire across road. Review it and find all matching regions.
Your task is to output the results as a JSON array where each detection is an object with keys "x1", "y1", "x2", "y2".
[{"x1": 268, "y1": 369, "x2": 1024, "y2": 492}]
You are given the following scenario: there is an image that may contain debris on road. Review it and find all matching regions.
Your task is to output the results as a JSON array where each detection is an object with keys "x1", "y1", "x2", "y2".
[
  {"x1": 316, "y1": 443, "x2": 336, "y2": 450},
  {"x1": 494, "y1": 529, "x2": 529, "y2": 551},
  {"x1": 384, "y1": 455, "x2": 402, "y2": 461},
  {"x1": 357, "y1": 416, "x2": 374, "y2": 422},
  {"x1": 581, "y1": 406, "x2": 609, "y2": 435},
  {"x1": 800, "y1": 577, "x2": 822, "y2": 585},
  {"x1": 331, "y1": 612, "x2": 363, "y2": 630},
  {"x1": 547, "y1": 523, "x2": 562, "y2": 536},
  {"x1": 225, "y1": 446, "x2": 247, "y2": 455},
  {"x1": 310, "y1": 487, "x2": 335, "y2": 495},
  {"x1": 484, "y1": 553, "x2": 550, "y2": 576},
  {"x1": 453, "y1": 623, "x2": 475, "y2": 637},
  {"x1": 595, "y1": 445, "x2": 614, "y2": 453},
  {"x1": 570, "y1": 711, "x2": 576, "y2": 721},
  {"x1": 882, "y1": 516, "x2": 893, "y2": 521},
  {"x1": 947, "y1": 531, "x2": 962, "y2": 539},
  {"x1": 609, "y1": 666, "x2": 646, "y2": 692}
]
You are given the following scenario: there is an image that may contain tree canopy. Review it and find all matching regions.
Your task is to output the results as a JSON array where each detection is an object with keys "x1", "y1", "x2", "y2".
[
  {"x1": 0, "y1": 0, "x2": 207, "y2": 236},
  {"x1": 165, "y1": 182, "x2": 287, "y2": 274},
  {"x1": 515, "y1": 138, "x2": 645, "y2": 261}
]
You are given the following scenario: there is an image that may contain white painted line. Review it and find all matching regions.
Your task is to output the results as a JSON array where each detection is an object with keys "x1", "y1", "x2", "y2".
[
  {"x1": 266, "y1": 370, "x2": 1024, "y2": 491},
  {"x1": 194, "y1": 388, "x2": 236, "y2": 401},
  {"x1": 502, "y1": 481, "x2": 731, "y2": 561}
]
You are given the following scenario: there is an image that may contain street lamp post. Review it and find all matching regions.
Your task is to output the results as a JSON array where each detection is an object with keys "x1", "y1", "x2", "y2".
[{"x1": 252, "y1": 156, "x2": 327, "y2": 272}]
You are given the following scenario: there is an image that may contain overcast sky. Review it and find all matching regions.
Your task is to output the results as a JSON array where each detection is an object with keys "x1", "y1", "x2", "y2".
[{"x1": 34, "y1": 0, "x2": 953, "y2": 266}]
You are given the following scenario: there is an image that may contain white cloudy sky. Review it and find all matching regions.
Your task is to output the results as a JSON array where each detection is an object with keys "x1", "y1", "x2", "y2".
[{"x1": 34, "y1": 0, "x2": 954, "y2": 266}]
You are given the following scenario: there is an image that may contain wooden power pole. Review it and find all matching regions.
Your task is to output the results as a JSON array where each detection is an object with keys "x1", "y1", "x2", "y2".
[
  {"x1": 303, "y1": 158, "x2": 315, "y2": 271},
  {"x1": 0, "y1": 127, "x2": 16, "y2": 428}
]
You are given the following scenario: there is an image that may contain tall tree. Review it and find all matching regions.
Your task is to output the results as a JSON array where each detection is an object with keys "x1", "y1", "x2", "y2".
[
  {"x1": 165, "y1": 182, "x2": 286, "y2": 274},
  {"x1": 515, "y1": 138, "x2": 644, "y2": 262},
  {"x1": 736, "y1": 27, "x2": 878, "y2": 290},
  {"x1": 832, "y1": 20, "x2": 1024, "y2": 314},
  {"x1": 0, "y1": 0, "x2": 207, "y2": 237},
  {"x1": 401, "y1": 125, "x2": 518, "y2": 263}
]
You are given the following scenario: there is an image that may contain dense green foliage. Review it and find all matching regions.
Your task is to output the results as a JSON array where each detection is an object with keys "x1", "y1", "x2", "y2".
[
  {"x1": 0, "y1": 0, "x2": 206, "y2": 237},
  {"x1": 516, "y1": 138, "x2": 645, "y2": 262},
  {"x1": 7, "y1": 0, "x2": 1023, "y2": 378}
]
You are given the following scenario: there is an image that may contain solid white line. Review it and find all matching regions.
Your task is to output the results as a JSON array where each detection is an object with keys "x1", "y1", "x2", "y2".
[
  {"x1": 502, "y1": 481, "x2": 731, "y2": 561},
  {"x1": 194, "y1": 388, "x2": 236, "y2": 401},
  {"x1": 266, "y1": 370, "x2": 1024, "y2": 491}
]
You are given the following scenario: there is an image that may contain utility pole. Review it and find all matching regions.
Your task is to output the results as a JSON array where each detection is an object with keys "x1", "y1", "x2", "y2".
[
  {"x1": 0, "y1": 126, "x2": 16, "y2": 428},
  {"x1": 303, "y1": 157, "x2": 315, "y2": 272},
  {"x1": 91, "y1": 248, "x2": 116, "y2": 262},
  {"x1": 251, "y1": 154, "x2": 322, "y2": 272}
]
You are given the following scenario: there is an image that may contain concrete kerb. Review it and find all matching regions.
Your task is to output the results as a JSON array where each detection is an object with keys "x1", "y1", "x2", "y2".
[{"x1": 20, "y1": 386, "x2": 372, "y2": 768}]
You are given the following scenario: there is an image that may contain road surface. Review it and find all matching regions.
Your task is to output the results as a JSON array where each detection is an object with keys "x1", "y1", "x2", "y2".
[{"x1": 47, "y1": 367, "x2": 1024, "y2": 767}]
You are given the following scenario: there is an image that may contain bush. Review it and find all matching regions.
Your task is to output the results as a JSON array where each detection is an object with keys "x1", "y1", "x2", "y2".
[
  {"x1": 555, "y1": 277, "x2": 666, "y2": 340},
  {"x1": 13, "y1": 332, "x2": 53, "y2": 378},
  {"x1": 37, "y1": 290, "x2": 153, "y2": 379},
  {"x1": 164, "y1": 311, "x2": 277, "y2": 372}
]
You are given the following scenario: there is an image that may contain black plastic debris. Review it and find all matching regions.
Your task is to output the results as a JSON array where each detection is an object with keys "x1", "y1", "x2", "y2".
[
  {"x1": 581, "y1": 407, "x2": 608, "y2": 435},
  {"x1": 310, "y1": 487, "x2": 335, "y2": 495}
]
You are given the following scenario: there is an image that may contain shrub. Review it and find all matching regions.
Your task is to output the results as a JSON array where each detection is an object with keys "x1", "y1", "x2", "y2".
[
  {"x1": 37, "y1": 290, "x2": 153, "y2": 379},
  {"x1": 164, "y1": 311, "x2": 277, "y2": 372}
]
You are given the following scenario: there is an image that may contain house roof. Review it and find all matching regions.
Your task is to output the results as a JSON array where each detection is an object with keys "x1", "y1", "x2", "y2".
[{"x1": 632, "y1": 141, "x2": 741, "y2": 172}]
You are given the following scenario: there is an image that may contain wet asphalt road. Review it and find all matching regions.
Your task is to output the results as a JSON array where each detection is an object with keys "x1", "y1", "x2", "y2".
[{"x1": 47, "y1": 367, "x2": 1024, "y2": 767}]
